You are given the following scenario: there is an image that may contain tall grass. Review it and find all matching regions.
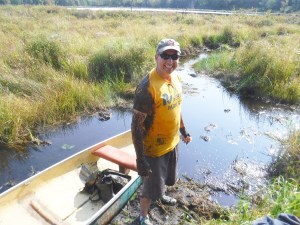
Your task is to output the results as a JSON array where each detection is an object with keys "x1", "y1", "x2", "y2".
[
  {"x1": 235, "y1": 38, "x2": 300, "y2": 103},
  {"x1": 88, "y1": 40, "x2": 152, "y2": 82},
  {"x1": 26, "y1": 36, "x2": 67, "y2": 70}
]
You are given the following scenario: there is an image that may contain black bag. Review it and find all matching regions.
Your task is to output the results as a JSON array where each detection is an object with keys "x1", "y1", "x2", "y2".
[{"x1": 82, "y1": 168, "x2": 131, "y2": 203}]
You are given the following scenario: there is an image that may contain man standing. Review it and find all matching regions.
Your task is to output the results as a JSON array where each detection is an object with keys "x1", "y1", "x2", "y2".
[{"x1": 131, "y1": 38, "x2": 192, "y2": 225}]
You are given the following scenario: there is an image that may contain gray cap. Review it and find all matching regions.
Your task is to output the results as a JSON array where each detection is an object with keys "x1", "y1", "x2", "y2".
[{"x1": 156, "y1": 39, "x2": 181, "y2": 54}]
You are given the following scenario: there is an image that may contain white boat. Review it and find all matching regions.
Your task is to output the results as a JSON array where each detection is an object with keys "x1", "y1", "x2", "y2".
[{"x1": 0, "y1": 130, "x2": 141, "y2": 225}]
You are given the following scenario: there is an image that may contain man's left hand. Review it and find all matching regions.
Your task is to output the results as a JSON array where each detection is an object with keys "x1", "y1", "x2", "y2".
[
  {"x1": 181, "y1": 134, "x2": 192, "y2": 144},
  {"x1": 180, "y1": 127, "x2": 192, "y2": 144}
]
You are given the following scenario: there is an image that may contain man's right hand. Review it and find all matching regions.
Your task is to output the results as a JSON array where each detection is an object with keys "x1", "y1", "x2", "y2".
[{"x1": 136, "y1": 157, "x2": 152, "y2": 177}]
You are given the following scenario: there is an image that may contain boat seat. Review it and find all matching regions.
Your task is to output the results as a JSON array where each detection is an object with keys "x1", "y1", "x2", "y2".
[{"x1": 92, "y1": 145, "x2": 137, "y2": 173}]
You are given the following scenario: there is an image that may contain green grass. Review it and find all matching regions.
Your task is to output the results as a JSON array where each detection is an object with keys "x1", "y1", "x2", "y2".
[
  {"x1": 194, "y1": 51, "x2": 239, "y2": 73},
  {"x1": 195, "y1": 36, "x2": 300, "y2": 103},
  {"x1": 235, "y1": 38, "x2": 300, "y2": 103}
]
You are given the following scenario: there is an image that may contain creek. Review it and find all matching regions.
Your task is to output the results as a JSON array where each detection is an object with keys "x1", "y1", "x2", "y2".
[{"x1": 0, "y1": 54, "x2": 299, "y2": 207}]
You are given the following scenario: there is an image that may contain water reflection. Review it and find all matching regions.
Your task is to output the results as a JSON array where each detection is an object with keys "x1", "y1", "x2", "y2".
[
  {"x1": 0, "y1": 110, "x2": 132, "y2": 193},
  {"x1": 177, "y1": 54, "x2": 299, "y2": 205}
]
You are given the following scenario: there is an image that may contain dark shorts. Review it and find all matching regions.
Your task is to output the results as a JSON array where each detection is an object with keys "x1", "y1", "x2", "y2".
[{"x1": 141, "y1": 145, "x2": 178, "y2": 201}]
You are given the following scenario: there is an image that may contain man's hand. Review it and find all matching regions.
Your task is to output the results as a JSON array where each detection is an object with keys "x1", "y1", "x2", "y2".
[
  {"x1": 180, "y1": 127, "x2": 192, "y2": 144},
  {"x1": 136, "y1": 157, "x2": 152, "y2": 177}
]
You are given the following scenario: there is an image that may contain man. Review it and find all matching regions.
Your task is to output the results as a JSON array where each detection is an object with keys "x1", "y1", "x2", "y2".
[{"x1": 131, "y1": 38, "x2": 192, "y2": 225}]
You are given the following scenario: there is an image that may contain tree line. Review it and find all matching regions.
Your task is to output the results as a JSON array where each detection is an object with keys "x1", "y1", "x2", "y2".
[{"x1": 0, "y1": 0, "x2": 299, "y2": 13}]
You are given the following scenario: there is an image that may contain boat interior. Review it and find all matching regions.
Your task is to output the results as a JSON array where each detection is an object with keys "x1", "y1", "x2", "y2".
[{"x1": 0, "y1": 131, "x2": 138, "y2": 225}]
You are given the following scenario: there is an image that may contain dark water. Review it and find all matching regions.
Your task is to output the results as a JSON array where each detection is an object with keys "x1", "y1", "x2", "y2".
[{"x1": 1, "y1": 55, "x2": 299, "y2": 207}]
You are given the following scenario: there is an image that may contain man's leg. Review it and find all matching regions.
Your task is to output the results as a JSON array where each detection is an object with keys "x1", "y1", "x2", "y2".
[{"x1": 140, "y1": 196, "x2": 151, "y2": 217}]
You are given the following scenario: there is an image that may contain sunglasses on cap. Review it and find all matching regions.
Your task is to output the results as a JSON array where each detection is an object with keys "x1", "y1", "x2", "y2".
[{"x1": 159, "y1": 53, "x2": 180, "y2": 60}]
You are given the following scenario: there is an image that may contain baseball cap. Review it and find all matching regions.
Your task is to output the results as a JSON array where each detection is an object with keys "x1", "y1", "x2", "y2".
[{"x1": 156, "y1": 39, "x2": 181, "y2": 54}]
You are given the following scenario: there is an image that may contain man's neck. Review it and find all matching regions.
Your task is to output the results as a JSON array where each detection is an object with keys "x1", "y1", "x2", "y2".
[{"x1": 156, "y1": 68, "x2": 172, "y2": 82}]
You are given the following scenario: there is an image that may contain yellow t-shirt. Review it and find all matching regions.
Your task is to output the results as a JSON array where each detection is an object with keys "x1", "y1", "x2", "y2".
[{"x1": 133, "y1": 68, "x2": 183, "y2": 157}]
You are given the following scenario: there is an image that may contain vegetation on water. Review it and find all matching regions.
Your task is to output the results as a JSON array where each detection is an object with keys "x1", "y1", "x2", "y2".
[{"x1": 197, "y1": 177, "x2": 300, "y2": 225}]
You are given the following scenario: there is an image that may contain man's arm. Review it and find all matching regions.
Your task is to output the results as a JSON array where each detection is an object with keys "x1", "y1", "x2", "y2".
[
  {"x1": 179, "y1": 114, "x2": 192, "y2": 144},
  {"x1": 131, "y1": 109, "x2": 152, "y2": 177},
  {"x1": 132, "y1": 109, "x2": 146, "y2": 158}
]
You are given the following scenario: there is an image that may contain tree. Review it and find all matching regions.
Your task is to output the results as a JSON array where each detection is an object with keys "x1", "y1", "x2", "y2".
[
  {"x1": 11, "y1": 0, "x2": 22, "y2": 4},
  {"x1": 259, "y1": 0, "x2": 281, "y2": 10},
  {"x1": 0, "y1": 0, "x2": 10, "y2": 4}
]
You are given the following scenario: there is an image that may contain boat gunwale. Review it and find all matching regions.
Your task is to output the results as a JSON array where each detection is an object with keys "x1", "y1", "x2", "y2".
[{"x1": 85, "y1": 175, "x2": 142, "y2": 225}]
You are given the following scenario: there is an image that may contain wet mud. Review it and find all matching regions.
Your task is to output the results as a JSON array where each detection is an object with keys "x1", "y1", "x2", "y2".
[{"x1": 109, "y1": 179, "x2": 229, "y2": 225}]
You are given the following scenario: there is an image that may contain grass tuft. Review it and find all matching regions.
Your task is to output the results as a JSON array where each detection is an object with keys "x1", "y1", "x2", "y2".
[
  {"x1": 88, "y1": 40, "x2": 152, "y2": 82},
  {"x1": 25, "y1": 36, "x2": 67, "y2": 70}
]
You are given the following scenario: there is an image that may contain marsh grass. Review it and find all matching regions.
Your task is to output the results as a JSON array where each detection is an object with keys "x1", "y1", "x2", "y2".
[
  {"x1": 26, "y1": 36, "x2": 67, "y2": 70},
  {"x1": 0, "y1": 6, "x2": 299, "y2": 147},
  {"x1": 199, "y1": 176, "x2": 300, "y2": 225},
  {"x1": 235, "y1": 38, "x2": 300, "y2": 103},
  {"x1": 195, "y1": 51, "x2": 238, "y2": 73},
  {"x1": 268, "y1": 130, "x2": 300, "y2": 181},
  {"x1": 195, "y1": 34, "x2": 300, "y2": 103},
  {"x1": 88, "y1": 40, "x2": 152, "y2": 82},
  {"x1": 267, "y1": 176, "x2": 300, "y2": 217}
]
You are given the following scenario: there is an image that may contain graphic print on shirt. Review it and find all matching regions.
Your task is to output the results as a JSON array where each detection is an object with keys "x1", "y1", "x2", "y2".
[{"x1": 162, "y1": 84, "x2": 181, "y2": 111}]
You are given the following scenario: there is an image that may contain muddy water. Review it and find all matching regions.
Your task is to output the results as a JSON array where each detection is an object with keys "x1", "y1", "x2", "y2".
[{"x1": 0, "y1": 55, "x2": 299, "y2": 207}]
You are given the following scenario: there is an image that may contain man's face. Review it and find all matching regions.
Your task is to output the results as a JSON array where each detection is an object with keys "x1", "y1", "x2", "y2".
[{"x1": 155, "y1": 49, "x2": 179, "y2": 75}]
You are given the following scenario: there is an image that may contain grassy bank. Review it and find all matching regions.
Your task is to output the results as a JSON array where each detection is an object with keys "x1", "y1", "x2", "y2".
[
  {"x1": 194, "y1": 25, "x2": 300, "y2": 103},
  {"x1": 0, "y1": 6, "x2": 299, "y2": 147}
]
